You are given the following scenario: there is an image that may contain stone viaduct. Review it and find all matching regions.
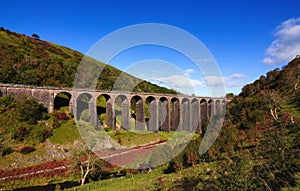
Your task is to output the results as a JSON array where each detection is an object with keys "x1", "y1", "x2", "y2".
[{"x1": 0, "y1": 84, "x2": 226, "y2": 133}]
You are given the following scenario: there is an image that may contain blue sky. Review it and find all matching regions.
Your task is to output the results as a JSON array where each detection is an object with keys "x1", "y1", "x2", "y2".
[{"x1": 1, "y1": 0, "x2": 300, "y2": 96}]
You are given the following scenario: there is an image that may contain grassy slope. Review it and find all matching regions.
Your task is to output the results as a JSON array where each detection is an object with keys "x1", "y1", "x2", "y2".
[
  {"x1": 66, "y1": 162, "x2": 219, "y2": 191},
  {"x1": 0, "y1": 26, "x2": 176, "y2": 94}
]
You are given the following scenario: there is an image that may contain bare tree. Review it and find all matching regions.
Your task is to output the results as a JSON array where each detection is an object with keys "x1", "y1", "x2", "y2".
[
  {"x1": 71, "y1": 145, "x2": 102, "y2": 186},
  {"x1": 262, "y1": 90, "x2": 282, "y2": 121}
]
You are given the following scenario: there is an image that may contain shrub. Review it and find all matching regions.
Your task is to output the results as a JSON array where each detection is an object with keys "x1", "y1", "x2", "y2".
[
  {"x1": 43, "y1": 129, "x2": 52, "y2": 139},
  {"x1": 80, "y1": 109, "x2": 90, "y2": 122},
  {"x1": 1, "y1": 147, "x2": 13, "y2": 156},
  {"x1": 164, "y1": 158, "x2": 184, "y2": 173},
  {"x1": 99, "y1": 113, "x2": 106, "y2": 124},
  {"x1": 55, "y1": 112, "x2": 68, "y2": 120},
  {"x1": 30, "y1": 125, "x2": 52, "y2": 143},
  {"x1": 42, "y1": 113, "x2": 50, "y2": 120},
  {"x1": 15, "y1": 95, "x2": 47, "y2": 124},
  {"x1": 183, "y1": 150, "x2": 199, "y2": 167},
  {"x1": 20, "y1": 146, "x2": 35, "y2": 154},
  {"x1": 0, "y1": 95, "x2": 15, "y2": 108},
  {"x1": 13, "y1": 127, "x2": 29, "y2": 141}
]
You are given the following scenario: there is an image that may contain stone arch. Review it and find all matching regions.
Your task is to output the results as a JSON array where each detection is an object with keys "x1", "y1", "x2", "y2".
[
  {"x1": 222, "y1": 99, "x2": 226, "y2": 112},
  {"x1": 181, "y1": 98, "x2": 190, "y2": 131},
  {"x1": 208, "y1": 99, "x2": 214, "y2": 119},
  {"x1": 145, "y1": 96, "x2": 157, "y2": 132},
  {"x1": 200, "y1": 99, "x2": 208, "y2": 136},
  {"x1": 54, "y1": 92, "x2": 72, "y2": 111},
  {"x1": 131, "y1": 95, "x2": 145, "y2": 130},
  {"x1": 158, "y1": 97, "x2": 170, "y2": 132},
  {"x1": 215, "y1": 100, "x2": 221, "y2": 115},
  {"x1": 76, "y1": 93, "x2": 97, "y2": 125},
  {"x1": 191, "y1": 98, "x2": 199, "y2": 133},
  {"x1": 171, "y1": 97, "x2": 180, "y2": 131},
  {"x1": 114, "y1": 95, "x2": 130, "y2": 130},
  {"x1": 96, "y1": 94, "x2": 113, "y2": 129}
]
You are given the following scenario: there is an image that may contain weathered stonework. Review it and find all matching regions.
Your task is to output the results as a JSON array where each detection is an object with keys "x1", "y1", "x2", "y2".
[{"x1": 0, "y1": 84, "x2": 227, "y2": 133}]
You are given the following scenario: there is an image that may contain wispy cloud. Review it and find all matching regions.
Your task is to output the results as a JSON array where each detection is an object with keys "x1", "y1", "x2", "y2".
[
  {"x1": 263, "y1": 17, "x2": 300, "y2": 65},
  {"x1": 227, "y1": 73, "x2": 247, "y2": 79},
  {"x1": 206, "y1": 73, "x2": 247, "y2": 87},
  {"x1": 183, "y1": 69, "x2": 195, "y2": 77},
  {"x1": 153, "y1": 74, "x2": 205, "y2": 88},
  {"x1": 152, "y1": 72, "x2": 246, "y2": 89}
]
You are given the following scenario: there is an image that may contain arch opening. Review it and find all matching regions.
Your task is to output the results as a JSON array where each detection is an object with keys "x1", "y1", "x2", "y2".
[
  {"x1": 191, "y1": 98, "x2": 199, "y2": 133},
  {"x1": 200, "y1": 99, "x2": 208, "y2": 136},
  {"x1": 145, "y1": 96, "x2": 157, "y2": 132},
  {"x1": 54, "y1": 92, "x2": 72, "y2": 112},
  {"x1": 171, "y1": 97, "x2": 180, "y2": 131},
  {"x1": 131, "y1": 95, "x2": 145, "y2": 130},
  {"x1": 222, "y1": 99, "x2": 226, "y2": 112},
  {"x1": 76, "y1": 93, "x2": 97, "y2": 125},
  {"x1": 208, "y1": 99, "x2": 214, "y2": 119},
  {"x1": 158, "y1": 97, "x2": 169, "y2": 132},
  {"x1": 114, "y1": 95, "x2": 130, "y2": 131},
  {"x1": 215, "y1": 100, "x2": 221, "y2": 115},
  {"x1": 181, "y1": 98, "x2": 190, "y2": 131},
  {"x1": 96, "y1": 94, "x2": 112, "y2": 129}
]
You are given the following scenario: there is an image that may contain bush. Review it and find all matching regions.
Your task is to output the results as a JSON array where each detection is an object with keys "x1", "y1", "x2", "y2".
[
  {"x1": 20, "y1": 146, "x2": 35, "y2": 154},
  {"x1": 0, "y1": 95, "x2": 15, "y2": 108},
  {"x1": 15, "y1": 95, "x2": 47, "y2": 124},
  {"x1": 80, "y1": 109, "x2": 90, "y2": 122},
  {"x1": 99, "y1": 113, "x2": 106, "y2": 124},
  {"x1": 42, "y1": 113, "x2": 50, "y2": 120},
  {"x1": 55, "y1": 112, "x2": 68, "y2": 120},
  {"x1": 1, "y1": 147, "x2": 13, "y2": 156},
  {"x1": 183, "y1": 150, "x2": 199, "y2": 167},
  {"x1": 164, "y1": 158, "x2": 184, "y2": 173},
  {"x1": 33, "y1": 128, "x2": 52, "y2": 143},
  {"x1": 43, "y1": 129, "x2": 52, "y2": 139},
  {"x1": 13, "y1": 127, "x2": 29, "y2": 141}
]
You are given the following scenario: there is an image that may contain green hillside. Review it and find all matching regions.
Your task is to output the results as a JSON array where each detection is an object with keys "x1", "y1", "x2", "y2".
[
  {"x1": 0, "y1": 27, "x2": 176, "y2": 94},
  {"x1": 68, "y1": 57, "x2": 300, "y2": 191},
  {"x1": 240, "y1": 57, "x2": 300, "y2": 107}
]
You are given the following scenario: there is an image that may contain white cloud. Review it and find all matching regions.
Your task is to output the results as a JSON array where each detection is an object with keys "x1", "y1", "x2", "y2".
[
  {"x1": 183, "y1": 69, "x2": 195, "y2": 77},
  {"x1": 153, "y1": 73, "x2": 247, "y2": 89},
  {"x1": 227, "y1": 73, "x2": 247, "y2": 79},
  {"x1": 205, "y1": 76, "x2": 224, "y2": 87},
  {"x1": 153, "y1": 75, "x2": 205, "y2": 88},
  {"x1": 263, "y1": 17, "x2": 300, "y2": 66},
  {"x1": 205, "y1": 73, "x2": 247, "y2": 87}
]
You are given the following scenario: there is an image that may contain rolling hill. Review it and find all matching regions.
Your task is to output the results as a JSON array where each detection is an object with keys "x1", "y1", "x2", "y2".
[{"x1": 0, "y1": 26, "x2": 176, "y2": 94}]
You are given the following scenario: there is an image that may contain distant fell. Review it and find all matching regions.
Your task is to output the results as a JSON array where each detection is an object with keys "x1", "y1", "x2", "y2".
[{"x1": 0, "y1": 27, "x2": 176, "y2": 94}]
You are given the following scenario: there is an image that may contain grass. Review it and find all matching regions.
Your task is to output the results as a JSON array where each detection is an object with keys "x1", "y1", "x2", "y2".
[
  {"x1": 49, "y1": 120, "x2": 80, "y2": 145},
  {"x1": 74, "y1": 121, "x2": 172, "y2": 148},
  {"x1": 65, "y1": 162, "x2": 218, "y2": 191},
  {"x1": 1, "y1": 173, "x2": 77, "y2": 190},
  {"x1": 107, "y1": 130, "x2": 166, "y2": 147},
  {"x1": 0, "y1": 141, "x2": 57, "y2": 169},
  {"x1": 281, "y1": 103, "x2": 300, "y2": 119}
]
